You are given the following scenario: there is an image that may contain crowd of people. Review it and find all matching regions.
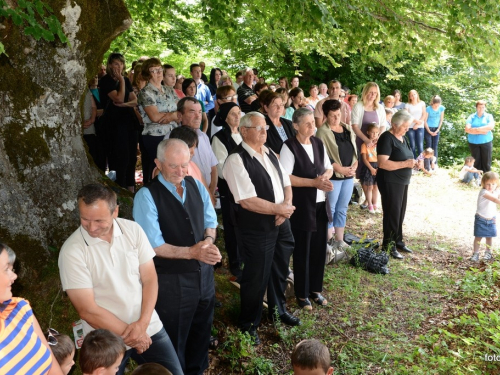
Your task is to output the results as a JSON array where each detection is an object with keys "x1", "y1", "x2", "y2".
[{"x1": 1, "y1": 54, "x2": 497, "y2": 375}]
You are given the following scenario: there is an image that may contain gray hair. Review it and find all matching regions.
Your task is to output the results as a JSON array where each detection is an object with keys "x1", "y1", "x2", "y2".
[
  {"x1": 243, "y1": 67, "x2": 253, "y2": 75},
  {"x1": 239, "y1": 112, "x2": 265, "y2": 131},
  {"x1": 391, "y1": 110, "x2": 413, "y2": 128},
  {"x1": 78, "y1": 184, "x2": 117, "y2": 214},
  {"x1": 292, "y1": 107, "x2": 314, "y2": 125},
  {"x1": 156, "y1": 138, "x2": 189, "y2": 162},
  {"x1": 0, "y1": 242, "x2": 16, "y2": 265}
]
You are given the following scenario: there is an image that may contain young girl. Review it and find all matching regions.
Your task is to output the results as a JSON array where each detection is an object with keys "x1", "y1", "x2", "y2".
[
  {"x1": 471, "y1": 172, "x2": 500, "y2": 262},
  {"x1": 46, "y1": 330, "x2": 75, "y2": 375},
  {"x1": 360, "y1": 123, "x2": 380, "y2": 214}
]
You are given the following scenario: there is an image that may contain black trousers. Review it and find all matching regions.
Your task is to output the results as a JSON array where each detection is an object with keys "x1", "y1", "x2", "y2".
[
  {"x1": 378, "y1": 180, "x2": 408, "y2": 250},
  {"x1": 218, "y1": 180, "x2": 240, "y2": 276},
  {"x1": 103, "y1": 126, "x2": 138, "y2": 188},
  {"x1": 237, "y1": 220, "x2": 294, "y2": 331},
  {"x1": 292, "y1": 202, "x2": 328, "y2": 299},
  {"x1": 155, "y1": 264, "x2": 215, "y2": 375},
  {"x1": 469, "y1": 141, "x2": 492, "y2": 172}
]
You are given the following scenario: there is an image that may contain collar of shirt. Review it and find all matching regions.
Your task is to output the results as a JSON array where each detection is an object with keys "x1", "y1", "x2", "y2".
[
  {"x1": 158, "y1": 173, "x2": 186, "y2": 203},
  {"x1": 241, "y1": 141, "x2": 270, "y2": 159},
  {"x1": 80, "y1": 219, "x2": 123, "y2": 246}
]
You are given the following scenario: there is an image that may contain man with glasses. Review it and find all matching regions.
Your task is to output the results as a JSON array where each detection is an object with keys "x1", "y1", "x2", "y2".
[
  {"x1": 314, "y1": 80, "x2": 351, "y2": 127},
  {"x1": 223, "y1": 112, "x2": 300, "y2": 346}
]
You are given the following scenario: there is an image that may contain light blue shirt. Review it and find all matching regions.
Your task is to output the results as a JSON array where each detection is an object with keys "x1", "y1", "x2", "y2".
[
  {"x1": 426, "y1": 105, "x2": 445, "y2": 128},
  {"x1": 133, "y1": 174, "x2": 217, "y2": 248},
  {"x1": 466, "y1": 112, "x2": 494, "y2": 144},
  {"x1": 195, "y1": 82, "x2": 214, "y2": 112}
]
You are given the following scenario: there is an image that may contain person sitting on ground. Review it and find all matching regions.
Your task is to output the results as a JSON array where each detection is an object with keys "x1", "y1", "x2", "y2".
[
  {"x1": 416, "y1": 148, "x2": 437, "y2": 175},
  {"x1": 79, "y1": 329, "x2": 126, "y2": 375},
  {"x1": 0, "y1": 243, "x2": 64, "y2": 375},
  {"x1": 132, "y1": 363, "x2": 173, "y2": 375},
  {"x1": 291, "y1": 339, "x2": 334, "y2": 375},
  {"x1": 360, "y1": 123, "x2": 380, "y2": 214},
  {"x1": 46, "y1": 330, "x2": 75, "y2": 375},
  {"x1": 470, "y1": 171, "x2": 500, "y2": 262},
  {"x1": 459, "y1": 156, "x2": 483, "y2": 185}
]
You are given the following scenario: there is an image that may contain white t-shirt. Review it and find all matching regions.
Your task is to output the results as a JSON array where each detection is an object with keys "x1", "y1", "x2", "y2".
[
  {"x1": 279, "y1": 143, "x2": 332, "y2": 202},
  {"x1": 476, "y1": 189, "x2": 499, "y2": 219},
  {"x1": 405, "y1": 101, "x2": 426, "y2": 128},
  {"x1": 459, "y1": 165, "x2": 475, "y2": 180}
]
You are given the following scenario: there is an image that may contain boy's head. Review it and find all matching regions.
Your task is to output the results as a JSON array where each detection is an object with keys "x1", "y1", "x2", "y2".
[
  {"x1": 384, "y1": 95, "x2": 395, "y2": 108},
  {"x1": 80, "y1": 329, "x2": 126, "y2": 375},
  {"x1": 131, "y1": 363, "x2": 173, "y2": 375},
  {"x1": 291, "y1": 339, "x2": 334, "y2": 375},
  {"x1": 46, "y1": 331, "x2": 75, "y2": 375},
  {"x1": 423, "y1": 148, "x2": 434, "y2": 158},
  {"x1": 465, "y1": 156, "x2": 475, "y2": 166}
]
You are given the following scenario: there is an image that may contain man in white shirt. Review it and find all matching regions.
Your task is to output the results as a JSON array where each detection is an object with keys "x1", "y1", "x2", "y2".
[{"x1": 314, "y1": 80, "x2": 351, "y2": 127}]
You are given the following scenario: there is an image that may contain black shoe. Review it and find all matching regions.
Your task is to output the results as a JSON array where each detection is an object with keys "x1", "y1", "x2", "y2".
[
  {"x1": 247, "y1": 329, "x2": 261, "y2": 346},
  {"x1": 277, "y1": 312, "x2": 302, "y2": 326},
  {"x1": 390, "y1": 249, "x2": 404, "y2": 259},
  {"x1": 397, "y1": 245, "x2": 413, "y2": 253}
]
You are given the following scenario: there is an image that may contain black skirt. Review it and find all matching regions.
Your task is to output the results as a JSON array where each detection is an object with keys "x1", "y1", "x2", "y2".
[{"x1": 360, "y1": 162, "x2": 378, "y2": 186}]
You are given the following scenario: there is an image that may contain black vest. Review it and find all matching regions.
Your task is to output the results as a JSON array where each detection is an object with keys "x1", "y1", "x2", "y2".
[
  {"x1": 212, "y1": 127, "x2": 239, "y2": 198},
  {"x1": 285, "y1": 136, "x2": 326, "y2": 231},
  {"x1": 229, "y1": 144, "x2": 284, "y2": 232},
  {"x1": 147, "y1": 176, "x2": 204, "y2": 274}
]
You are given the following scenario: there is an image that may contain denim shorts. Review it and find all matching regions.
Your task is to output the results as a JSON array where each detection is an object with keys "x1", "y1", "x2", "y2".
[{"x1": 474, "y1": 215, "x2": 497, "y2": 238}]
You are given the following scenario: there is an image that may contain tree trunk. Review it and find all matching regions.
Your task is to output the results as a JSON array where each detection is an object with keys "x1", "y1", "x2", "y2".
[{"x1": 0, "y1": 0, "x2": 132, "y2": 275}]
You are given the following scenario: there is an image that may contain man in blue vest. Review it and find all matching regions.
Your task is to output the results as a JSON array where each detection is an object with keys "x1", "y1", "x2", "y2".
[
  {"x1": 223, "y1": 112, "x2": 300, "y2": 346},
  {"x1": 133, "y1": 138, "x2": 221, "y2": 375}
]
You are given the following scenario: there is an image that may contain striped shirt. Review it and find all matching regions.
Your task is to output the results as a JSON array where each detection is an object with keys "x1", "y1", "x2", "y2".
[{"x1": 0, "y1": 298, "x2": 52, "y2": 375}]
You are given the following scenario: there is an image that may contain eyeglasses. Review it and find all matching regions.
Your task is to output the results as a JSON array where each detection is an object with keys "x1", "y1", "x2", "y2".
[
  {"x1": 221, "y1": 95, "x2": 238, "y2": 101},
  {"x1": 47, "y1": 328, "x2": 59, "y2": 346},
  {"x1": 149, "y1": 68, "x2": 163, "y2": 74},
  {"x1": 244, "y1": 125, "x2": 269, "y2": 131}
]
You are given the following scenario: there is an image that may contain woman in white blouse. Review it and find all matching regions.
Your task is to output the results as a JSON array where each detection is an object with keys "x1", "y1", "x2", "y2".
[{"x1": 405, "y1": 89, "x2": 427, "y2": 157}]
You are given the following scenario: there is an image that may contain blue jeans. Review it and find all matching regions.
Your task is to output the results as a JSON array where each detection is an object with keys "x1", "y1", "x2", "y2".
[
  {"x1": 118, "y1": 327, "x2": 183, "y2": 375},
  {"x1": 327, "y1": 178, "x2": 354, "y2": 229},
  {"x1": 424, "y1": 127, "x2": 440, "y2": 158},
  {"x1": 406, "y1": 128, "x2": 424, "y2": 158},
  {"x1": 462, "y1": 171, "x2": 479, "y2": 183}
]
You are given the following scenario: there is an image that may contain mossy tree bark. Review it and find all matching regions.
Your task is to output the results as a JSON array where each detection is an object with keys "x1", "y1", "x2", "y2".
[{"x1": 0, "y1": 0, "x2": 131, "y2": 274}]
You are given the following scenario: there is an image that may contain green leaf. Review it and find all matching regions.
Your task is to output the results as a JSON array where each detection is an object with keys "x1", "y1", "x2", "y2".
[{"x1": 0, "y1": 42, "x2": 7, "y2": 57}]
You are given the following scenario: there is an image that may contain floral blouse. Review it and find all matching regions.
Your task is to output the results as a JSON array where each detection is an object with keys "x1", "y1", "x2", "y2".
[{"x1": 138, "y1": 82, "x2": 179, "y2": 136}]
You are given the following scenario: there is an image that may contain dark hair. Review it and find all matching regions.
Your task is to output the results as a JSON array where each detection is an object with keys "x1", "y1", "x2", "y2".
[
  {"x1": 262, "y1": 91, "x2": 283, "y2": 108},
  {"x1": 366, "y1": 123, "x2": 379, "y2": 133},
  {"x1": 182, "y1": 78, "x2": 197, "y2": 96},
  {"x1": 235, "y1": 71, "x2": 243, "y2": 78},
  {"x1": 47, "y1": 332, "x2": 75, "y2": 365},
  {"x1": 209, "y1": 68, "x2": 222, "y2": 87},
  {"x1": 465, "y1": 156, "x2": 475, "y2": 164},
  {"x1": 289, "y1": 87, "x2": 303, "y2": 100},
  {"x1": 189, "y1": 63, "x2": 200, "y2": 73},
  {"x1": 216, "y1": 85, "x2": 235, "y2": 101},
  {"x1": 291, "y1": 339, "x2": 331, "y2": 373},
  {"x1": 392, "y1": 89, "x2": 401, "y2": 97},
  {"x1": 322, "y1": 99, "x2": 342, "y2": 117},
  {"x1": 132, "y1": 363, "x2": 172, "y2": 375},
  {"x1": 278, "y1": 76, "x2": 289, "y2": 90},
  {"x1": 79, "y1": 329, "x2": 125, "y2": 374},
  {"x1": 77, "y1": 184, "x2": 117, "y2": 214},
  {"x1": 258, "y1": 89, "x2": 273, "y2": 106},
  {"x1": 177, "y1": 96, "x2": 200, "y2": 113},
  {"x1": 162, "y1": 64, "x2": 174, "y2": 70},
  {"x1": 254, "y1": 82, "x2": 269, "y2": 94},
  {"x1": 169, "y1": 126, "x2": 198, "y2": 148},
  {"x1": 141, "y1": 57, "x2": 162, "y2": 81},
  {"x1": 252, "y1": 68, "x2": 258, "y2": 76},
  {"x1": 106, "y1": 53, "x2": 126, "y2": 75}
]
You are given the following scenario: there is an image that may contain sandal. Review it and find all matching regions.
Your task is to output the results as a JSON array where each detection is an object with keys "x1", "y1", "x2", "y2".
[
  {"x1": 309, "y1": 292, "x2": 328, "y2": 306},
  {"x1": 209, "y1": 335, "x2": 219, "y2": 350},
  {"x1": 296, "y1": 297, "x2": 312, "y2": 311}
]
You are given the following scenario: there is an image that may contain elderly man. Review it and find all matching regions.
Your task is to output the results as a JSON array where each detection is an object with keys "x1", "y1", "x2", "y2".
[
  {"x1": 223, "y1": 112, "x2": 300, "y2": 345},
  {"x1": 58, "y1": 184, "x2": 182, "y2": 375},
  {"x1": 170, "y1": 97, "x2": 218, "y2": 198},
  {"x1": 190, "y1": 63, "x2": 213, "y2": 112},
  {"x1": 237, "y1": 68, "x2": 258, "y2": 114},
  {"x1": 134, "y1": 138, "x2": 221, "y2": 375},
  {"x1": 314, "y1": 80, "x2": 351, "y2": 127}
]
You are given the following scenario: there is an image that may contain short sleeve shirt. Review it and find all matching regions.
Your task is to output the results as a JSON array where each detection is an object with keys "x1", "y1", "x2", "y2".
[
  {"x1": 58, "y1": 218, "x2": 163, "y2": 338},
  {"x1": 466, "y1": 112, "x2": 494, "y2": 144},
  {"x1": 138, "y1": 82, "x2": 179, "y2": 136},
  {"x1": 237, "y1": 83, "x2": 255, "y2": 113},
  {"x1": 377, "y1": 131, "x2": 414, "y2": 185}
]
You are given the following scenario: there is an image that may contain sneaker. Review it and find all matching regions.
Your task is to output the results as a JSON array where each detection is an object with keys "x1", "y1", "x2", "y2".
[
  {"x1": 360, "y1": 204, "x2": 368, "y2": 210},
  {"x1": 368, "y1": 205, "x2": 376, "y2": 214},
  {"x1": 484, "y1": 252, "x2": 493, "y2": 261},
  {"x1": 470, "y1": 252, "x2": 480, "y2": 262},
  {"x1": 476, "y1": 179, "x2": 481, "y2": 187},
  {"x1": 334, "y1": 240, "x2": 351, "y2": 251}
]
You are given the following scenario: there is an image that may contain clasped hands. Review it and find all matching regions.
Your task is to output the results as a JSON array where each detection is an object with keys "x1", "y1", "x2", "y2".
[
  {"x1": 122, "y1": 321, "x2": 151, "y2": 354},
  {"x1": 314, "y1": 175, "x2": 334, "y2": 192},
  {"x1": 275, "y1": 202, "x2": 296, "y2": 226},
  {"x1": 189, "y1": 240, "x2": 222, "y2": 265}
]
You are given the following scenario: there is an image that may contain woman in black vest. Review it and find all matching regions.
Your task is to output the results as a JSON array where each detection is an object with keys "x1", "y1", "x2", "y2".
[
  {"x1": 211, "y1": 102, "x2": 243, "y2": 278},
  {"x1": 280, "y1": 108, "x2": 333, "y2": 310},
  {"x1": 263, "y1": 91, "x2": 296, "y2": 155}
]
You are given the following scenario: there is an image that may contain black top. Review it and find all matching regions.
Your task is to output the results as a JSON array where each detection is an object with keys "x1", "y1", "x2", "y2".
[
  {"x1": 237, "y1": 83, "x2": 255, "y2": 113},
  {"x1": 332, "y1": 128, "x2": 355, "y2": 180},
  {"x1": 146, "y1": 176, "x2": 204, "y2": 274},
  {"x1": 99, "y1": 74, "x2": 136, "y2": 129},
  {"x1": 377, "y1": 131, "x2": 414, "y2": 185},
  {"x1": 265, "y1": 116, "x2": 296, "y2": 154}
]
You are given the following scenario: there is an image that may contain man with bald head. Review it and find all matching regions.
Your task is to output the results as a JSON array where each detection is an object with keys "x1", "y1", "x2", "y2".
[
  {"x1": 223, "y1": 112, "x2": 300, "y2": 345},
  {"x1": 134, "y1": 138, "x2": 221, "y2": 375}
]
